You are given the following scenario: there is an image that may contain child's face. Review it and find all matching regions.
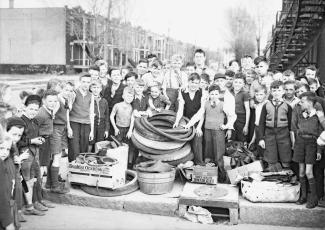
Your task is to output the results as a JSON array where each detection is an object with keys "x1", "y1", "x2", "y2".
[
  {"x1": 300, "y1": 96, "x2": 312, "y2": 111},
  {"x1": 62, "y1": 84, "x2": 74, "y2": 99},
  {"x1": 80, "y1": 76, "x2": 91, "y2": 91},
  {"x1": 25, "y1": 103, "x2": 40, "y2": 119},
  {"x1": 209, "y1": 90, "x2": 220, "y2": 101},
  {"x1": 151, "y1": 66, "x2": 162, "y2": 78},
  {"x1": 171, "y1": 58, "x2": 182, "y2": 69},
  {"x1": 150, "y1": 86, "x2": 161, "y2": 99},
  {"x1": 229, "y1": 62, "x2": 240, "y2": 73},
  {"x1": 111, "y1": 70, "x2": 122, "y2": 84},
  {"x1": 233, "y1": 78, "x2": 245, "y2": 91},
  {"x1": 7, "y1": 126, "x2": 24, "y2": 144},
  {"x1": 271, "y1": 86, "x2": 285, "y2": 100},
  {"x1": 255, "y1": 90, "x2": 266, "y2": 103},
  {"x1": 255, "y1": 61, "x2": 268, "y2": 76},
  {"x1": 137, "y1": 63, "x2": 148, "y2": 75},
  {"x1": 126, "y1": 77, "x2": 136, "y2": 87},
  {"x1": 284, "y1": 84, "x2": 295, "y2": 99},
  {"x1": 134, "y1": 84, "x2": 144, "y2": 96},
  {"x1": 305, "y1": 69, "x2": 316, "y2": 79},
  {"x1": 0, "y1": 138, "x2": 12, "y2": 161},
  {"x1": 186, "y1": 66, "x2": 195, "y2": 75},
  {"x1": 245, "y1": 74, "x2": 254, "y2": 85},
  {"x1": 200, "y1": 80, "x2": 209, "y2": 90},
  {"x1": 90, "y1": 84, "x2": 102, "y2": 97},
  {"x1": 296, "y1": 86, "x2": 307, "y2": 98},
  {"x1": 194, "y1": 53, "x2": 205, "y2": 66},
  {"x1": 188, "y1": 79, "x2": 200, "y2": 92},
  {"x1": 43, "y1": 95, "x2": 58, "y2": 111},
  {"x1": 310, "y1": 83, "x2": 317, "y2": 93},
  {"x1": 214, "y1": 78, "x2": 226, "y2": 90},
  {"x1": 123, "y1": 92, "x2": 134, "y2": 104},
  {"x1": 99, "y1": 65, "x2": 108, "y2": 76}
]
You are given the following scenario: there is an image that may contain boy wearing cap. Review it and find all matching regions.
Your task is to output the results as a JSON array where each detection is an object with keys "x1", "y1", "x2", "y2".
[
  {"x1": 258, "y1": 81, "x2": 292, "y2": 170},
  {"x1": 6, "y1": 116, "x2": 29, "y2": 223},
  {"x1": 17, "y1": 95, "x2": 46, "y2": 216},
  {"x1": 291, "y1": 92, "x2": 324, "y2": 208}
]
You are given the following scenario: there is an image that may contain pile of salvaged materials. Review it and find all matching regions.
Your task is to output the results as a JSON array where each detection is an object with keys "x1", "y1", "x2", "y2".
[
  {"x1": 131, "y1": 111, "x2": 195, "y2": 166},
  {"x1": 241, "y1": 170, "x2": 300, "y2": 203}
]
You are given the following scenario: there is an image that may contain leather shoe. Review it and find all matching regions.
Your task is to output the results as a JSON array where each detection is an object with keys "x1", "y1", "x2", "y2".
[{"x1": 34, "y1": 201, "x2": 48, "y2": 211}]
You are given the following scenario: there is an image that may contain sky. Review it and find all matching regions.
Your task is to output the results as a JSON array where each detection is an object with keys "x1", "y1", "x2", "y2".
[{"x1": 0, "y1": 0, "x2": 282, "y2": 52}]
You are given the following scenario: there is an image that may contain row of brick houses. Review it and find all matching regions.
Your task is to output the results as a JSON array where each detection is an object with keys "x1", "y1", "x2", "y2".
[{"x1": 0, "y1": 6, "x2": 219, "y2": 74}]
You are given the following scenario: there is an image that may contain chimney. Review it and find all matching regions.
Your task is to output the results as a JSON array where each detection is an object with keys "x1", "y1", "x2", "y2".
[{"x1": 9, "y1": 0, "x2": 14, "y2": 8}]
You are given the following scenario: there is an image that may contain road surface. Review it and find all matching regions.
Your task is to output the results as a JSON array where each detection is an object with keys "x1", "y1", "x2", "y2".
[{"x1": 21, "y1": 204, "x2": 319, "y2": 230}]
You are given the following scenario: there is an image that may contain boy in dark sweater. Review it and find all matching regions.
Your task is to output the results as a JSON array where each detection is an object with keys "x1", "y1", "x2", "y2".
[
  {"x1": 89, "y1": 80, "x2": 110, "y2": 151},
  {"x1": 232, "y1": 73, "x2": 250, "y2": 144},
  {"x1": 291, "y1": 92, "x2": 324, "y2": 208},
  {"x1": 259, "y1": 81, "x2": 292, "y2": 169},
  {"x1": 175, "y1": 73, "x2": 204, "y2": 165},
  {"x1": 17, "y1": 95, "x2": 46, "y2": 216}
]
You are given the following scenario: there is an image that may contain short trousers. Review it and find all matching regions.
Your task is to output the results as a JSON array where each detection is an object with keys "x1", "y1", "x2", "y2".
[
  {"x1": 50, "y1": 124, "x2": 68, "y2": 155},
  {"x1": 293, "y1": 135, "x2": 317, "y2": 164},
  {"x1": 20, "y1": 151, "x2": 40, "y2": 181},
  {"x1": 264, "y1": 127, "x2": 292, "y2": 164}
]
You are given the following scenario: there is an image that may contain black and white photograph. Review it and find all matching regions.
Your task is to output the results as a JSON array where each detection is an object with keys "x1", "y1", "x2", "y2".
[{"x1": 0, "y1": 0, "x2": 324, "y2": 229}]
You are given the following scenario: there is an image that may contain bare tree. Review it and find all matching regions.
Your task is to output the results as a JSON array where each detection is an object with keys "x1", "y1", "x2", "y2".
[{"x1": 227, "y1": 7, "x2": 257, "y2": 61}]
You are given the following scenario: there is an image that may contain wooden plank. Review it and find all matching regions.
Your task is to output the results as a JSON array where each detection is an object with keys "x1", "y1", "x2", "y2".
[
  {"x1": 229, "y1": 208, "x2": 239, "y2": 224},
  {"x1": 179, "y1": 198, "x2": 238, "y2": 209}
]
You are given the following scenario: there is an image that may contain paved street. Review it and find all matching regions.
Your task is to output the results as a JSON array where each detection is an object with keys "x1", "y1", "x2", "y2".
[{"x1": 21, "y1": 204, "x2": 320, "y2": 230}]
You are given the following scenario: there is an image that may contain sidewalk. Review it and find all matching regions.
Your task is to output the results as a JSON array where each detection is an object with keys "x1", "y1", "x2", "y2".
[{"x1": 44, "y1": 158, "x2": 325, "y2": 228}]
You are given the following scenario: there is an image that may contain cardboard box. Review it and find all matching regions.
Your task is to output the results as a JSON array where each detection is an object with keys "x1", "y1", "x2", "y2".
[
  {"x1": 227, "y1": 161, "x2": 263, "y2": 185},
  {"x1": 186, "y1": 166, "x2": 218, "y2": 185}
]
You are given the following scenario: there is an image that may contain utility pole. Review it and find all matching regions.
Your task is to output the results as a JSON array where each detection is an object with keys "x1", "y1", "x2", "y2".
[{"x1": 104, "y1": 0, "x2": 112, "y2": 64}]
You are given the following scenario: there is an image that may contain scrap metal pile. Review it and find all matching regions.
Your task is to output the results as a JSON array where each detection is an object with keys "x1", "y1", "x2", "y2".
[{"x1": 131, "y1": 111, "x2": 195, "y2": 166}]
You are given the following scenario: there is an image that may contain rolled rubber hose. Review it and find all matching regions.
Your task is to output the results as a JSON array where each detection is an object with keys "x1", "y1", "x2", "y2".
[
  {"x1": 132, "y1": 130, "x2": 185, "y2": 150},
  {"x1": 140, "y1": 143, "x2": 191, "y2": 161},
  {"x1": 134, "y1": 118, "x2": 171, "y2": 142},
  {"x1": 80, "y1": 170, "x2": 139, "y2": 197},
  {"x1": 139, "y1": 115, "x2": 195, "y2": 141},
  {"x1": 163, "y1": 152, "x2": 194, "y2": 166},
  {"x1": 131, "y1": 135, "x2": 184, "y2": 155}
]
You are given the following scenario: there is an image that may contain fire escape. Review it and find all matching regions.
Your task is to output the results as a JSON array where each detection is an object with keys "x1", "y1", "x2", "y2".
[{"x1": 266, "y1": 0, "x2": 325, "y2": 73}]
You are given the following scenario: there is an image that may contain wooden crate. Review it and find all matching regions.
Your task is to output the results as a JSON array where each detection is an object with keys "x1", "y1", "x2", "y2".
[{"x1": 178, "y1": 182, "x2": 239, "y2": 224}]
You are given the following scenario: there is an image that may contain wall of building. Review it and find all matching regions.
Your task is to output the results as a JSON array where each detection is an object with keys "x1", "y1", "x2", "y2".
[{"x1": 0, "y1": 8, "x2": 66, "y2": 65}]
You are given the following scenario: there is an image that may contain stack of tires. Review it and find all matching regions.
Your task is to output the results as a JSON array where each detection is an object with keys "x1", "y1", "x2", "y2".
[{"x1": 131, "y1": 111, "x2": 195, "y2": 166}]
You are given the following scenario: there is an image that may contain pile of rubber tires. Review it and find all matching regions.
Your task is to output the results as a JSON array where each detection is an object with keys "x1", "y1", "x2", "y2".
[{"x1": 131, "y1": 111, "x2": 195, "y2": 166}]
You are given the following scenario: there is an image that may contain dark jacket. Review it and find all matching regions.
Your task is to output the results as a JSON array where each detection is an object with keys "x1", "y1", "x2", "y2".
[
  {"x1": 0, "y1": 159, "x2": 13, "y2": 229},
  {"x1": 102, "y1": 80, "x2": 125, "y2": 109}
]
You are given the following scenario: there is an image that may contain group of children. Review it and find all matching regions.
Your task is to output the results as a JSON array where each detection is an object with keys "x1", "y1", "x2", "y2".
[{"x1": 1, "y1": 49, "x2": 325, "y2": 229}]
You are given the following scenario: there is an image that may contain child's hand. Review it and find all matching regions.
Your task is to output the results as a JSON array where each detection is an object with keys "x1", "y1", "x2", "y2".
[
  {"x1": 243, "y1": 125, "x2": 248, "y2": 136},
  {"x1": 195, "y1": 127, "x2": 203, "y2": 137},
  {"x1": 19, "y1": 150, "x2": 29, "y2": 162},
  {"x1": 67, "y1": 126, "x2": 73, "y2": 138},
  {"x1": 259, "y1": 140, "x2": 265, "y2": 149},
  {"x1": 126, "y1": 130, "x2": 132, "y2": 139},
  {"x1": 181, "y1": 124, "x2": 191, "y2": 130},
  {"x1": 31, "y1": 137, "x2": 43, "y2": 145},
  {"x1": 317, "y1": 153, "x2": 322, "y2": 161},
  {"x1": 114, "y1": 128, "x2": 120, "y2": 136},
  {"x1": 104, "y1": 131, "x2": 109, "y2": 138},
  {"x1": 173, "y1": 121, "x2": 179, "y2": 128},
  {"x1": 225, "y1": 129, "x2": 232, "y2": 140},
  {"x1": 89, "y1": 131, "x2": 94, "y2": 141}
]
